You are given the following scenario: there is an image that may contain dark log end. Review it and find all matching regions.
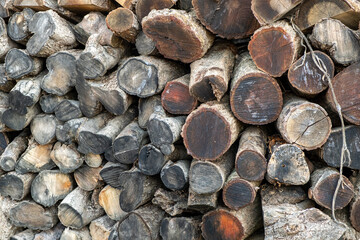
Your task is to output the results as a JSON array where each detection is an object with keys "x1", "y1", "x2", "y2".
[
  {"x1": 190, "y1": 76, "x2": 227, "y2": 102},
  {"x1": 58, "y1": 204, "x2": 83, "y2": 229},
  {"x1": 118, "y1": 213, "x2": 151, "y2": 240},
  {"x1": 76, "y1": 52, "x2": 105, "y2": 80},
  {"x1": 160, "y1": 164, "x2": 187, "y2": 190},
  {"x1": 223, "y1": 179, "x2": 256, "y2": 209},
  {"x1": 190, "y1": 161, "x2": 223, "y2": 194},
  {"x1": 162, "y1": 81, "x2": 197, "y2": 115},
  {"x1": 350, "y1": 199, "x2": 360, "y2": 231},
  {"x1": 113, "y1": 136, "x2": 139, "y2": 164},
  {"x1": 119, "y1": 171, "x2": 144, "y2": 212},
  {"x1": 0, "y1": 174, "x2": 24, "y2": 200},
  {"x1": 235, "y1": 150, "x2": 267, "y2": 181},
  {"x1": 138, "y1": 144, "x2": 164, "y2": 176},
  {"x1": 135, "y1": 0, "x2": 176, "y2": 22},
  {"x1": 78, "y1": 131, "x2": 111, "y2": 155},
  {"x1": 5, "y1": 49, "x2": 33, "y2": 79}
]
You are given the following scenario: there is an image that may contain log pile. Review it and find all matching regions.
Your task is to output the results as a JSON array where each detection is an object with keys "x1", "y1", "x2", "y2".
[{"x1": 0, "y1": 0, "x2": 360, "y2": 239}]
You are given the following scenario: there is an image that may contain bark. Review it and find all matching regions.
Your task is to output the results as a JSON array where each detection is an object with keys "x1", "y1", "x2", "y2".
[
  {"x1": 187, "y1": 188, "x2": 219, "y2": 212},
  {"x1": 152, "y1": 188, "x2": 189, "y2": 216},
  {"x1": 160, "y1": 217, "x2": 201, "y2": 240}
]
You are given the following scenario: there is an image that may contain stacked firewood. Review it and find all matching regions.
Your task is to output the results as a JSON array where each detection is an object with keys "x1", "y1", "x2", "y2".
[{"x1": 1, "y1": 0, "x2": 360, "y2": 239}]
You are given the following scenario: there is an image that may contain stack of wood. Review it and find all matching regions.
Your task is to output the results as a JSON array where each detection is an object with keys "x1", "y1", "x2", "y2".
[{"x1": 0, "y1": 0, "x2": 360, "y2": 239}]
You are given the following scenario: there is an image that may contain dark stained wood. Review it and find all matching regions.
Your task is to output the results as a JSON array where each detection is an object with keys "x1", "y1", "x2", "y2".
[
  {"x1": 39, "y1": 93, "x2": 75, "y2": 114},
  {"x1": 260, "y1": 184, "x2": 307, "y2": 205},
  {"x1": 161, "y1": 74, "x2": 198, "y2": 115},
  {"x1": 113, "y1": 121, "x2": 148, "y2": 165},
  {"x1": 138, "y1": 95, "x2": 162, "y2": 129},
  {"x1": 152, "y1": 188, "x2": 189, "y2": 216},
  {"x1": 0, "y1": 130, "x2": 28, "y2": 171},
  {"x1": 75, "y1": 76, "x2": 103, "y2": 118},
  {"x1": 182, "y1": 99, "x2": 243, "y2": 160},
  {"x1": 54, "y1": 100, "x2": 83, "y2": 122},
  {"x1": 142, "y1": 9, "x2": 214, "y2": 63},
  {"x1": 288, "y1": 51, "x2": 334, "y2": 97},
  {"x1": 50, "y1": 142, "x2": 84, "y2": 173},
  {"x1": 5, "y1": 49, "x2": 43, "y2": 80},
  {"x1": 55, "y1": 117, "x2": 86, "y2": 144},
  {"x1": 160, "y1": 217, "x2": 201, "y2": 240},
  {"x1": 230, "y1": 52, "x2": 283, "y2": 125},
  {"x1": 136, "y1": 0, "x2": 177, "y2": 22},
  {"x1": 31, "y1": 170, "x2": 74, "y2": 207},
  {"x1": 99, "y1": 185, "x2": 127, "y2": 221},
  {"x1": 190, "y1": 42, "x2": 236, "y2": 102},
  {"x1": 178, "y1": 0, "x2": 192, "y2": 10},
  {"x1": 3, "y1": 104, "x2": 41, "y2": 131},
  {"x1": 309, "y1": 167, "x2": 354, "y2": 210},
  {"x1": 135, "y1": 31, "x2": 158, "y2": 56},
  {"x1": 0, "y1": 17, "x2": 18, "y2": 60},
  {"x1": 248, "y1": 20, "x2": 301, "y2": 77},
  {"x1": 99, "y1": 162, "x2": 131, "y2": 189},
  {"x1": 0, "y1": 64, "x2": 16, "y2": 93},
  {"x1": 187, "y1": 189, "x2": 219, "y2": 213},
  {"x1": 115, "y1": 0, "x2": 137, "y2": 10},
  {"x1": 74, "y1": 165, "x2": 102, "y2": 191},
  {"x1": 7, "y1": 8, "x2": 35, "y2": 44},
  {"x1": 325, "y1": 62, "x2": 360, "y2": 125},
  {"x1": 0, "y1": 171, "x2": 35, "y2": 200},
  {"x1": 192, "y1": 0, "x2": 260, "y2": 39},
  {"x1": 31, "y1": 114, "x2": 60, "y2": 145},
  {"x1": 106, "y1": 7, "x2": 140, "y2": 43},
  {"x1": 160, "y1": 160, "x2": 190, "y2": 190}
]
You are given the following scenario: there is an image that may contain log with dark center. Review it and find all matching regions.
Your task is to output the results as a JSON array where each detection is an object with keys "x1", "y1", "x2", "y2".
[
  {"x1": 7, "y1": 8, "x2": 35, "y2": 44},
  {"x1": 5, "y1": 49, "x2": 43, "y2": 80}
]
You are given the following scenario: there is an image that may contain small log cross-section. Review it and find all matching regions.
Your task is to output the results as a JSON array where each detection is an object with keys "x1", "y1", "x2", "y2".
[
  {"x1": 310, "y1": 18, "x2": 360, "y2": 65},
  {"x1": 142, "y1": 9, "x2": 214, "y2": 63},
  {"x1": 230, "y1": 52, "x2": 283, "y2": 125},
  {"x1": 190, "y1": 41, "x2": 235, "y2": 102},
  {"x1": 135, "y1": 31, "x2": 158, "y2": 56},
  {"x1": 117, "y1": 204, "x2": 165, "y2": 240},
  {"x1": 309, "y1": 167, "x2": 354, "y2": 210},
  {"x1": 117, "y1": 55, "x2": 185, "y2": 98},
  {"x1": 5, "y1": 49, "x2": 43, "y2": 80},
  {"x1": 160, "y1": 160, "x2": 190, "y2": 191},
  {"x1": 235, "y1": 127, "x2": 267, "y2": 182},
  {"x1": 288, "y1": 51, "x2": 334, "y2": 97},
  {"x1": 106, "y1": 7, "x2": 140, "y2": 43},
  {"x1": 60, "y1": 227, "x2": 91, "y2": 240},
  {"x1": 0, "y1": 171, "x2": 35, "y2": 200},
  {"x1": 31, "y1": 114, "x2": 60, "y2": 145},
  {"x1": 2, "y1": 104, "x2": 41, "y2": 131},
  {"x1": 7, "y1": 8, "x2": 35, "y2": 44},
  {"x1": 249, "y1": 20, "x2": 301, "y2": 77},
  {"x1": 222, "y1": 170, "x2": 260, "y2": 210},
  {"x1": 160, "y1": 217, "x2": 201, "y2": 240},
  {"x1": 201, "y1": 198, "x2": 263, "y2": 240},
  {"x1": 192, "y1": 0, "x2": 260, "y2": 39},
  {"x1": 182, "y1": 99, "x2": 243, "y2": 160},
  {"x1": 26, "y1": 10, "x2": 77, "y2": 57},
  {"x1": 326, "y1": 62, "x2": 360, "y2": 125},
  {"x1": 0, "y1": 17, "x2": 18, "y2": 60},
  {"x1": 50, "y1": 142, "x2": 84, "y2": 173},
  {"x1": 161, "y1": 74, "x2": 198, "y2": 115},
  {"x1": 277, "y1": 95, "x2": 331, "y2": 150},
  {"x1": 267, "y1": 144, "x2": 310, "y2": 185}
]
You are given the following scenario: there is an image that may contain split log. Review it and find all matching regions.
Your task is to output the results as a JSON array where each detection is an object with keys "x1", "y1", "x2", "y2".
[
  {"x1": 222, "y1": 170, "x2": 260, "y2": 210},
  {"x1": 148, "y1": 107, "x2": 185, "y2": 154},
  {"x1": 50, "y1": 142, "x2": 84, "y2": 173},
  {"x1": 10, "y1": 229, "x2": 35, "y2": 240},
  {"x1": 267, "y1": 144, "x2": 310, "y2": 185},
  {"x1": 58, "y1": 0, "x2": 116, "y2": 12},
  {"x1": 39, "y1": 94, "x2": 74, "y2": 114},
  {"x1": 113, "y1": 121, "x2": 148, "y2": 165},
  {"x1": 161, "y1": 74, "x2": 198, "y2": 115},
  {"x1": 182, "y1": 99, "x2": 243, "y2": 160},
  {"x1": 276, "y1": 95, "x2": 331, "y2": 150},
  {"x1": 26, "y1": 10, "x2": 77, "y2": 57},
  {"x1": 33, "y1": 223, "x2": 65, "y2": 240},
  {"x1": 117, "y1": 55, "x2": 185, "y2": 98},
  {"x1": 73, "y1": 12, "x2": 121, "y2": 47},
  {"x1": 295, "y1": 0, "x2": 360, "y2": 30},
  {"x1": 99, "y1": 162, "x2": 130, "y2": 189},
  {"x1": 142, "y1": 9, "x2": 214, "y2": 63},
  {"x1": 0, "y1": 17, "x2": 18, "y2": 60},
  {"x1": 15, "y1": 139, "x2": 55, "y2": 174},
  {"x1": 252, "y1": 0, "x2": 302, "y2": 25},
  {"x1": 118, "y1": 167, "x2": 161, "y2": 212},
  {"x1": 9, "y1": 201, "x2": 58, "y2": 230},
  {"x1": 0, "y1": 130, "x2": 28, "y2": 171},
  {"x1": 152, "y1": 188, "x2": 189, "y2": 216},
  {"x1": 89, "y1": 216, "x2": 116, "y2": 240},
  {"x1": 201, "y1": 197, "x2": 262, "y2": 240},
  {"x1": 75, "y1": 77, "x2": 103, "y2": 118},
  {"x1": 76, "y1": 34, "x2": 124, "y2": 80},
  {"x1": 160, "y1": 160, "x2": 190, "y2": 190},
  {"x1": 60, "y1": 227, "x2": 91, "y2": 240},
  {"x1": 0, "y1": 171, "x2": 35, "y2": 200},
  {"x1": 58, "y1": 187, "x2": 105, "y2": 229},
  {"x1": 55, "y1": 117, "x2": 86, "y2": 144},
  {"x1": 83, "y1": 71, "x2": 133, "y2": 116},
  {"x1": 7, "y1": 8, "x2": 35, "y2": 44},
  {"x1": 42, "y1": 51, "x2": 82, "y2": 96},
  {"x1": 288, "y1": 50, "x2": 334, "y2": 97},
  {"x1": 320, "y1": 125, "x2": 360, "y2": 169},
  {"x1": 138, "y1": 144, "x2": 189, "y2": 176},
  {"x1": 84, "y1": 153, "x2": 102, "y2": 168},
  {"x1": 0, "y1": 64, "x2": 16, "y2": 93},
  {"x1": 135, "y1": 0, "x2": 177, "y2": 22},
  {"x1": 106, "y1": 7, "x2": 140, "y2": 43},
  {"x1": 235, "y1": 127, "x2": 267, "y2": 182},
  {"x1": 138, "y1": 95, "x2": 161, "y2": 129},
  {"x1": 74, "y1": 165, "x2": 102, "y2": 191},
  {"x1": 189, "y1": 149, "x2": 234, "y2": 194},
  {"x1": 160, "y1": 217, "x2": 201, "y2": 240},
  {"x1": 99, "y1": 185, "x2": 127, "y2": 221},
  {"x1": 248, "y1": 20, "x2": 301, "y2": 77},
  {"x1": 192, "y1": 0, "x2": 259, "y2": 39},
  {"x1": 31, "y1": 170, "x2": 74, "y2": 207},
  {"x1": 187, "y1": 188, "x2": 219, "y2": 212},
  {"x1": 31, "y1": 114, "x2": 61, "y2": 145},
  {"x1": 117, "y1": 204, "x2": 165, "y2": 240},
  {"x1": 77, "y1": 108, "x2": 137, "y2": 154},
  {"x1": 325, "y1": 62, "x2": 360, "y2": 125},
  {"x1": 5, "y1": 49, "x2": 43, "y2": 80},
  {"x1": 0, "y1": 91, "x2": 10, "y2": 132},
  {"x1": 310, "y1": 18, "x2": 360, "y2": 65},
  {"x1": 190, "y1": 42, "x2": 235, "y2": 102},
  {"x1": 135, "y1": 31, "x2": 158, "y2": 56},
  {"x1": 230, "y1": 52, "x2": 283, "y2": 125},
  {"x1": 54, "y1": 100, "x2": 83, "y2": 122},
  {"x1": 309, "y1": 167, "x2": 354, "y2": 210}
]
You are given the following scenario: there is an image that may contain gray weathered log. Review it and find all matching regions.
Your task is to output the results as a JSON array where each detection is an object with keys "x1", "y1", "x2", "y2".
[
  {"x1": 0, "y1": 171, "x2": 35, "y2": 200},
  {"x1": 7, "y1": 8, "x2": 35, "y2": 44},
  {"x1": 0, "y1": 130, "x2": 29, "y2": 171},
  {"x1": 39, "y1": 93, "x2": 75, "y2": 114},
  {"x1": 99, "y1": 162, "x2": 131, "y2": 189},
  {"x1": 89, "y1": 215, "x2": 116, "y2": 240},
  {"x1": 187, "y1": 188, "x2": 218, "y2": 212},
  {"x1": 5, "y1": 49, "x2": 43, "y2": 80},
  {"x1": 33, "y1": 223, "x2": 65, "y2": 240},
  {"x1": 10, "y1": 229, "x2": 35, "y2": 240},
  {"x1": 31, "y1": 114, "x2": 61, "y2": 145},
  {"x1": 3, "y1": 104, "x2": 41, "y2": 131},
  {"x1": 74, "y1": 165, "x2": 102, "y2": 191},
  {"x1": 0, "y1": 17, "x2": 18, "y2": 60},
  {"x1": 50, "y1": 142, "x2": 84, "y2": 173},
  {"x1": 135, "y1": 31, "x2": 158, "y2": 56},
  {"x1": 160, "y1": 160, "x2": 190, "y2": 191},
  {"x1": 138, "y1": 95, "x2": 162, "y2": 129},
  {"x1": 152, "y1": 188, "x2": 189, "y2": 216},
  {"x1": 60, "y1": 227, "x2": 91, "y2": 240},
  {"x1": 160, "y1": 217, "x2": 201, "y2": 240},
  {"x1": 54, "y1": 100, "x2": 83, "y2": 122},
  {"x1": 99, "y1": 185, "x2": 127, "y2": 221},
  {"x1": 55, "y1": 117, "x2": 86, "y2": 144}
]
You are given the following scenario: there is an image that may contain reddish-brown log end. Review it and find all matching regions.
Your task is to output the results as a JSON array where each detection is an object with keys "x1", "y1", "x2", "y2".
[{"x1": 223, "y1": 179, "x2": 256, "y2": 210}]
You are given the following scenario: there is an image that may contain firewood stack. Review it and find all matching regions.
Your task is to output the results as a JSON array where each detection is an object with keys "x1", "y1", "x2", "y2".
[{"x1": 1, "y1": 0, "x2": 360, "y2": 239}]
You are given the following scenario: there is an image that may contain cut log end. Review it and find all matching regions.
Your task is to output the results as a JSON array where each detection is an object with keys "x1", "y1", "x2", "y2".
[
  {"x1": 235, "y1": 151, "x2": 266, "y2": 182},
  {"x1": 223, "y1": 179, "x2": 257, "y2": 210},
  {"x1": 118, "y1": 213, "x2": 152, "y2": 240}
]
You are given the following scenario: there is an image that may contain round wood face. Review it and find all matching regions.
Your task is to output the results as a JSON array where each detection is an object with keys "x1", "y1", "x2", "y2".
[
  {"x1": 236, "y1": 150, "x2": 266, "y2": 181},
  {"x1": 162, "y1": 81, "x2": 197, "y2": 114},
  {"x1": 350, "y1": 200, "x2": 360, "y2": 231},
  {"x1": 249, "y1": 27, "x2": 294, "y2": 77},
  {"x1": 223, "y1": 179, "x2": 254, "y2": 209},
  {"x1": 193, "y1": 0, "x2": 259, "y2": 39}
]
